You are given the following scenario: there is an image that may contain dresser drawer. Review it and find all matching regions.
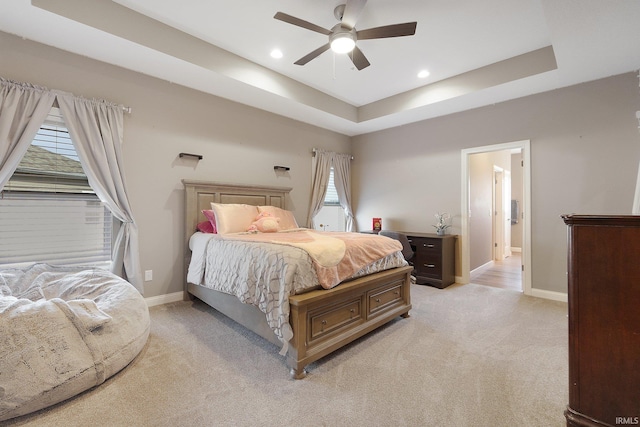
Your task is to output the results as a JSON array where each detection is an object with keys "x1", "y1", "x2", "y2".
[
  {"x1": 309, "y1": 298, "x2": 363, "y2": 342},
  {"x1": 368, "y1": 280, "x2": 405, "y2": 317},
  {"x1": 414, "y1": 251, "x2": 442, "y2": 278},
  {"x1": 410, "y1": 237, "x2": 441, "y2": 253}
]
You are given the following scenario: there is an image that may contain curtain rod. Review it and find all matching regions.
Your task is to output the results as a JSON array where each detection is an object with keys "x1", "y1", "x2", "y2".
[{"x1": 312, "y1": 148, "x2": 354, "y2": 160}]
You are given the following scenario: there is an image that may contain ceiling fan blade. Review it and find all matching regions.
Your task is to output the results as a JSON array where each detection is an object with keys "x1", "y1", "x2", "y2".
[
  {"x1": 341, "y1": 0, "x2": 367, "y2": 30},
  {"x1": 349, "y1": 46, "x2": 370, "y2": 70},
  {"x1": 294, "y1": 43, "x2": 331, "y2": 66},
  {"x1": 274, "y1": 12, "x2": 331, "y2": 35},
  {"x1": 356, "y1": 22, "x2": 417, "y2": 40}
]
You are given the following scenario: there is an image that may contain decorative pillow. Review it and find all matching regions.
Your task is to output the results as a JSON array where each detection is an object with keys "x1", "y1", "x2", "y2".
[
  {"x1": 196, "y1": 220, "x2": 214, "y2": 233},
  {"x1": 257, "y1": 206, "x2": 299, "y2": 230},
  {"x1": 247, "y1": 211, "x2": 280, "y2": 233},
  {"x1": 201, "y1": 210, "x2": 217, "y2": 233},
  {"x1": 210, "y1": 203, "x2": 259, "y2": 234}
]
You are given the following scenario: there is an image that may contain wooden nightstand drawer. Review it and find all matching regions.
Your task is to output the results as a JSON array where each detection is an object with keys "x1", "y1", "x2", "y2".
[
  {"x1": 409, "y1": 237, "x2": 441, "y2": 253},
  {"x1": 414, "y1": 252, "x2": 442, "y2": 278},
  {"x1": 309, "y1": 298, "x2": 363, "y2": 342}
]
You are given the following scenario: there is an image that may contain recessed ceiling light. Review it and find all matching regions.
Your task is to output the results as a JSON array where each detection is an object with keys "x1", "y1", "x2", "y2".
[
  {"x1": 418, "y1": 69, "x2": 430, "y2": 79},
  {"x1": 271, "y1": 49, "x2": 283, "y2": 59}
]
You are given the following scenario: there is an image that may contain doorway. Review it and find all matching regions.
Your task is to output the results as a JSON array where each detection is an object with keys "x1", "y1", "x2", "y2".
[{"x1": 461, "y1": 140, "x2": 532, "y2": 295}]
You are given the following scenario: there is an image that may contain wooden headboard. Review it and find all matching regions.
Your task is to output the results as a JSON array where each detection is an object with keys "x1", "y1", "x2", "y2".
[{"x1": 182, "y1": 180, "x2": 293, "y2": 290}]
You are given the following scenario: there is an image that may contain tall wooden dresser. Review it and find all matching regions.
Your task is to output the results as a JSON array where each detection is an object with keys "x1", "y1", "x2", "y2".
[{"x1": 562, "y1": 215, "x2": 640, "y2": 427}]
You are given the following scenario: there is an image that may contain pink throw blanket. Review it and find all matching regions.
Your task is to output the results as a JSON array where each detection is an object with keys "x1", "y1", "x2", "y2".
[{"x1": 221, "y1": 230, "x2": 402, "y2": 289}]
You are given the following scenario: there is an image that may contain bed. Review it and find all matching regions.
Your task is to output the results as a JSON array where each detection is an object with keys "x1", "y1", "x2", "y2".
[{"x1": 183, "y1": 180, "x2": 412, "y2": 378}]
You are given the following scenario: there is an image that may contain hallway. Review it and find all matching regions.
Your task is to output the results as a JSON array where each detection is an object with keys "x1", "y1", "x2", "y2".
[{"x1": 470, "y1": 252, "x2": 522, "y2": 292}]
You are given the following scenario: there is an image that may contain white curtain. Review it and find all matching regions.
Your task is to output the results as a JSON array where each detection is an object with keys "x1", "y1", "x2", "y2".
[
  {"x1": 56, "y1": 93, "x2": 143, "y2": 292},
  {"x1": 332, "y1": 152, "x2": 355, "y2": 231},
  {"x1": 306, "y1": 149, "x2": 333, "y2": 228},
  {"x1": 0, "y1": 78, "x2": 56, "y2": 189}
]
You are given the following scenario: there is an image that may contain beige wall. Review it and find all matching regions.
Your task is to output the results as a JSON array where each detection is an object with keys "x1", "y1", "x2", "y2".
[
  {"x1": 352, "y1": 73, "x2": 640, "y2": 294},
  {"x1": 0, "y1": 32, "x2": 350, "y2": 298}
]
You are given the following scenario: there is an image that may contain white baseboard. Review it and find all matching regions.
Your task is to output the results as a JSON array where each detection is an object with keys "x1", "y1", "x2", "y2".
[
  {"x1": 530, "y1": 288, "x2": 568, "y2": 303},
  {"x1": 510, "y1": 247, "x2": 522, "y2": 253},
  {"x1": 470, "y1": 260, "x2": 493, "y2": 276},
  {"x1": 145, "y1": 291, "x2": 184, "y2": 307}
]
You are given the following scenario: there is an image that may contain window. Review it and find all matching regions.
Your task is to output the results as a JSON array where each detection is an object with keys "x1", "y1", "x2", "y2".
[
  {"x1": 315, "y1": 167, "x2": 345, "y2": 231},
  {"x1": 323, "y1": 167, "x2": 340, "y2": 206},
  {"x1": 0, "y1": 108, "x2": 112, "y2": 269}
]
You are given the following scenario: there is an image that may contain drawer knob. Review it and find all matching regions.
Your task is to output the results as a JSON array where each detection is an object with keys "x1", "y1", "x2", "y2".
[
  {"x1": 394, "y1": 291, "x2": 399, "y2": 295},
  {"x1": 321, "y1": 320, "x2": 327, "y2": 325},
  {"x1": 375, "y1": 298, "x2": 381, "y2": 303},
  {"x1": 424, "y1": 264, "x2": 435, "y2": 268}
]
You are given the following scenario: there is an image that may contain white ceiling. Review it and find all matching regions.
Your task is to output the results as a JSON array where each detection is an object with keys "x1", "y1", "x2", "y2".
[{"x1": 2, "y1": 0, "x2": 640, "y2": 136}]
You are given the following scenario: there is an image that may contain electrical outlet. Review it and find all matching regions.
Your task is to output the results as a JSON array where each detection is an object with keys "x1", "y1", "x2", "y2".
[{"x1": 144, "y1": 270, "x2": 153, "y2": 281}]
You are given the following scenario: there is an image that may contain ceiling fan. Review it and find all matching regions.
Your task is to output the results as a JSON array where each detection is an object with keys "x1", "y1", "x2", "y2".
[{"x1": 274, "y1": 0, "x2": 417, "y2": 70}]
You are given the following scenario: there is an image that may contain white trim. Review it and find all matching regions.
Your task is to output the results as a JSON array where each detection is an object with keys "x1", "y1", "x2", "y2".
[
  {"x1": 470, "y1": 260, "x2": 494, "y2": 276},
  {"x1": 510, "y1": 247, "x2": 522, "y2": 253},
  {"x1": 145, "y1": 291, "x2": 184, "y2": 307},
  {"x1": 530, "y1": 288, "x2": 568, "y2": 303},
  {"x1": 461, "y1": 140, "x2": 532, "y2": 295}
]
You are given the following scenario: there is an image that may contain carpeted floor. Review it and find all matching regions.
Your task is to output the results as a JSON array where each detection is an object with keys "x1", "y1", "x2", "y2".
[{"x1": 4, "y1": 283, "x2": 568, "y2": 427}]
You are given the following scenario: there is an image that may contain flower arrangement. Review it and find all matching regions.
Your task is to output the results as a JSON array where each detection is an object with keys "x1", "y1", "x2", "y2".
[{"x1": 433, "y1": 212, "x2": 451, "y2": 235}]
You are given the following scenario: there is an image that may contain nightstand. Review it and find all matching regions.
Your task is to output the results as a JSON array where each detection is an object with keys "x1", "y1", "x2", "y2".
[{"x1": 401, "y1": 232, "x2": 456, "y2": 288}]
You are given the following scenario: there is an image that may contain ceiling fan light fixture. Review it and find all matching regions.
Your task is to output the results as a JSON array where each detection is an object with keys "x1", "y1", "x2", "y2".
[{"x1": 330, "y1": 32, "x2": 356, "y2": 54}]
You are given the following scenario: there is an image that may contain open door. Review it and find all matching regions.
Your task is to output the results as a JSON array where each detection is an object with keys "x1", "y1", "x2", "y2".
[
  {"x1": 493, "y1": 166, "x2": 504, "y2": 261},
  {"x1": 461, "y1": 140, "x2": 531, "y2": 296},
  {"x1": 504, "y1": 170, "x2": 512, "y2": 258}
]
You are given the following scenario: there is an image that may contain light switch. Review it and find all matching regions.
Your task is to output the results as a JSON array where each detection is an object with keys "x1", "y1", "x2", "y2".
[{"x1": 144, "y1": 270, "x2": 153, "y2": 281}]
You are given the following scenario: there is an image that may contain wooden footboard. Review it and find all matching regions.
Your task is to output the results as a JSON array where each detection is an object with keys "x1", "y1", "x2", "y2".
[{"x1": 287, "y1": 265, "x2": 412, "y2": 378}]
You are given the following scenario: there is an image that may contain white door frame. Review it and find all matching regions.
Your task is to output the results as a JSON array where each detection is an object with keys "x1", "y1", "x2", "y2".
[{"x1": 461, "y1": 140, "x2": 532, "y2": 295}]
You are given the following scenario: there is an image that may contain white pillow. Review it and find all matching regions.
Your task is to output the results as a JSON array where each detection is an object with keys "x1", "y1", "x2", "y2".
[
  {"x1": 210, "y1": 203, "x2": 259, "y2": 234},
  {"x1": 257, "y1": 206, "x2": 299, "y2": 230}
]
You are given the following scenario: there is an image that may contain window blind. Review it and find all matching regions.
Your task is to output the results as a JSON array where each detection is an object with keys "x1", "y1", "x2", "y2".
[
  {"x1": 324, "y1": 167, "x2": 340, "y2": 206},
  {"x1": 0, "y1": 108, "x2": 112, "y2": 268}
]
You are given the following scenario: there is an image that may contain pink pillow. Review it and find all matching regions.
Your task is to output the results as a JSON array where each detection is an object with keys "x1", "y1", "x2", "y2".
[
  {"x1": 258, "y1": 206, "x2": 299, "y2": 230},
  {"x1": 201, "y1": 209, "x2": 217, "y2": 233},
  {"x1": 247, "y1": 211, "x2": 280, "y2": 233},
  {"x1": 197, "y1": 220, "x2": 215, "y2": 233}
]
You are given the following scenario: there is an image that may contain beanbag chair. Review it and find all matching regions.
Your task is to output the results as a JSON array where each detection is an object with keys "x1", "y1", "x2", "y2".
[{"x1": 0, "y1": 264, "x2": 150, "y2": 421}]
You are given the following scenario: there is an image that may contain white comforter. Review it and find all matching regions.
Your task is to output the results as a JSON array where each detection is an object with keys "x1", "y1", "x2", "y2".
[{"x1": 187, "y1": 231, "x2": 407, "y2": 351}]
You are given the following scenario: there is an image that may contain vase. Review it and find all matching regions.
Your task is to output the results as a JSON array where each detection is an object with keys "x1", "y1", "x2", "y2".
[{"x1": 436, "y1": 229, "x2": 445, "y2": 236}]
